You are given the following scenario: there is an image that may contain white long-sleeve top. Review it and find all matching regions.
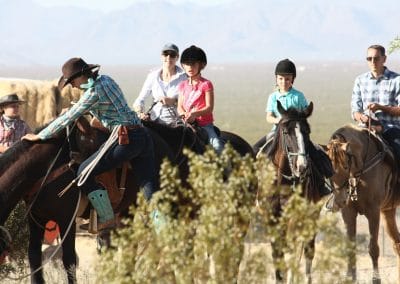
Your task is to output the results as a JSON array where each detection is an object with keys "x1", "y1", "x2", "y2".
[{"x1": 133, "y1": 66, "x2": 187, "y2": 125}]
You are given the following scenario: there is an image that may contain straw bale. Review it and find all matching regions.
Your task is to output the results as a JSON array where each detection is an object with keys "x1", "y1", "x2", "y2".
[{"x1": 0, "y1": 78, "x2": 81, "y2": 130}]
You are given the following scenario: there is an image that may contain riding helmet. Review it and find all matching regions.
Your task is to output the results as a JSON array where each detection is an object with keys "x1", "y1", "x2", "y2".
[
  {"x1": 180, "y1": 45, "x2": 207, "y2": 65},
  {"x1": 275, "y1": 59, "x2": 296, "y2": 78}
]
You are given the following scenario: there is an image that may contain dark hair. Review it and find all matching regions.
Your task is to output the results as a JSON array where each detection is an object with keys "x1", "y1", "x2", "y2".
[
  {"x1": 368, "y1": 45, "x2": 386, "y2": 56},
  {"x1": 180, "y1": 45, "x2": 207, "y2": 65}
]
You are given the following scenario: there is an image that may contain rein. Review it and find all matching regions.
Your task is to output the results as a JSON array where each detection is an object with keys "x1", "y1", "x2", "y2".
[
  {"x1": 22, "y1": 121, "x2": 78, "y2": 220},
  {"x1": 333, "y1": 127, "x2": 387, "y2": 202}
]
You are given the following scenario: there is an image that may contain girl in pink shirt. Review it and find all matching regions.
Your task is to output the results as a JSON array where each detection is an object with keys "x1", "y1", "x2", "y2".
[{"x1": 177, "y1": 45, "x2": 224, "y2": 153}]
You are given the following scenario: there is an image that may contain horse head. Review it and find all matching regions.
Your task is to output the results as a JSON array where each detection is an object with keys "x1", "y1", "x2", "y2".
[
  {"x1": 326, "y1": 134, "x2": 352, "y2": 209},
  {"x1": 273, "y1": 101, "x2": 313, "y2": 179},
  {"x1": 326, "y1": 124, "x2": 394, "y2": 210}
]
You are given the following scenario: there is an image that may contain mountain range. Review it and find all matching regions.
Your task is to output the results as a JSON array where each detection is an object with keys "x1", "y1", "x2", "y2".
[{"x1": 0, "y1": 0, "x2": 399, "y2": 67}]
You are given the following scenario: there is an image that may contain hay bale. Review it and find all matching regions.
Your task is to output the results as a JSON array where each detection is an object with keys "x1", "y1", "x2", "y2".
[{"x1": 0, "y1": 78, "x2": 81, "y2": 130}]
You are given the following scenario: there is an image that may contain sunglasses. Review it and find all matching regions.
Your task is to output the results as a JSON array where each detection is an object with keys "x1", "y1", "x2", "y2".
[
  {"x1": 162, "y1": 51, "x2": 178, "y2": 58},
  {"x1": 366, "y1": 56, "x2": 382, "y2": 62}
]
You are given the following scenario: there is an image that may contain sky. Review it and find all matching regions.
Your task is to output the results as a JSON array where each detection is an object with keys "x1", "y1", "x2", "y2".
[{"x1": 33, "y1": 0, "x2": 232, "y2": 11}]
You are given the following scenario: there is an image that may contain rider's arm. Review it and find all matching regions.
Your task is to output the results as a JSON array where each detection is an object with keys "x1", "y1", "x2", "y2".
[
  {"x1": 133, "y1": 72, "x2": 154, "y2": 113},
  {"x1": 266, "y1": 112, "x2": 280, "y2": 124},
  {"x1": 353, "y1": 111, "x2": 369, "y2": 123}
]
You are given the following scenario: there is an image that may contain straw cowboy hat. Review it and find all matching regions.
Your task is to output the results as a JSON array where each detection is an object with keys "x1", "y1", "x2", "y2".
[
  {"x1": 58, "y1": 57, "x2": 100, "y2": 90},
  {"x1": 0, "y1": 93, "x2": 25, "y2": 108}
]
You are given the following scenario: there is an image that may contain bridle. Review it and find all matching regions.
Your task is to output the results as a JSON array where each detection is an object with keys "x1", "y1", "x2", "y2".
[
  {"x1": 331, "y1": 130, "x2": 387, "y2": 203},
  {"x1": 277, "y1": 121, "x2": 309, "y2": 187}
]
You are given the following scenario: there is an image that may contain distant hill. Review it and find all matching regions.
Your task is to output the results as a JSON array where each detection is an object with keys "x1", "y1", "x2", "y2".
[{"x1": 0, "y1": 0, "x2": 399, "y2": 66}]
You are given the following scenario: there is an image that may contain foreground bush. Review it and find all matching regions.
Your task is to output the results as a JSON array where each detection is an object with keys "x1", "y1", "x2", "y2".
[
  {"x1": 0, "y1": 201, "x2": 29, "y2": 278},
  {"x1": 97, "y1": 147, "x2": 351, "y2": 283}
]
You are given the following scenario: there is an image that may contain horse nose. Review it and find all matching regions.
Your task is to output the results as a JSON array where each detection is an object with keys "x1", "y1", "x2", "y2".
[{"x1": 296, "y1": 155, "x2": 308, "y2": 176}]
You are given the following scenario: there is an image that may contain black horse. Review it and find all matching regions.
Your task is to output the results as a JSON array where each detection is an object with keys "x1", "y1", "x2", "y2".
[
  {"x1": 0, "y1": 117, "x2": 173, "y2": 284},
  {"x1": 257, "y1": 102, "x2": 327, "y2": 283},
  {"x1": 143, "y1": 120, "x2": 255, "y2": 158}
]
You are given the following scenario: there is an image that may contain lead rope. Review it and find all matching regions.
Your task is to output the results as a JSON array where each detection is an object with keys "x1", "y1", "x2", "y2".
[{"x1": 58, "y1": 126, "x2": 120, "y2": 196}]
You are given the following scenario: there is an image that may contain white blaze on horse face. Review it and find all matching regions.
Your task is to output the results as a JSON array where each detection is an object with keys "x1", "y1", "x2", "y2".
[{"x1": 294, "y1": 122, "x2": 307, "y2": 175}]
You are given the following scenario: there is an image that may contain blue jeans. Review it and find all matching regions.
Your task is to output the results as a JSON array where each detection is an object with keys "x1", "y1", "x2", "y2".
[
  {"x1": 202, "y1": 123, "x2": 224, "y2": 154},
  {"x1": 383, "y1": 127, "x2": 400, "y2": 160},
  {"x1": 78, "y1": 127, "x2": 157, "y2": 201}
]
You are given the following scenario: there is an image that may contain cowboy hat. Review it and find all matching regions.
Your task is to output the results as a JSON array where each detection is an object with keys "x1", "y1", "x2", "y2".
[
  {"x1": 0, "y1": 93, "x2": 25, "y2": 107},
  {"x1": 58, "y1": 57, "x2": 100, "y2": 90}
]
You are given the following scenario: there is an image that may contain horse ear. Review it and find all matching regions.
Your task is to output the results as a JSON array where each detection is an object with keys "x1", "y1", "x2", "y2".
[
  {"x1": 277, "y1": 100, "x2": 287, "y2": 116},
  {"x1": 304, "y1": 101, "x2": 313, "y2": 117},
  {"x1": 319, "y1": 144, "x2": 328, "y2": 151}
]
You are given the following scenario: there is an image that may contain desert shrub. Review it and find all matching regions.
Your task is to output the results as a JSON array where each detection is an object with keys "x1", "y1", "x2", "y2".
[
  {"x1": 95, "y1": 146, "x2": 351, "y2": 283},
  {"x1": 0, "y1": 201, "x2": 29, "y2": 278},
  {"x1": 389, "y1": 36, "x2": 400, "y2": 54}
]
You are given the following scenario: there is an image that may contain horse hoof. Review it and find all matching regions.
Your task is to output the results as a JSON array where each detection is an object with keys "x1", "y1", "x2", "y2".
[{"x1": 372, "y1": 277, "x2": 381, "y2": 284}]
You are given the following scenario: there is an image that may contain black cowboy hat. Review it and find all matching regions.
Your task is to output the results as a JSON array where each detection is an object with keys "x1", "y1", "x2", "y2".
[
  {"x1": 58, "y1": 57, "x2": 100, "y2": 90},
  {"x1": 0, "y1": 93, "x2": 25, "y2": 107}
]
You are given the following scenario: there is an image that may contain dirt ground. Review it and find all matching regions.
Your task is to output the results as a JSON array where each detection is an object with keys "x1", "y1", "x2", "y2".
[{"x1": 2, "y1": 213, "x2": 399, "y2": 283}]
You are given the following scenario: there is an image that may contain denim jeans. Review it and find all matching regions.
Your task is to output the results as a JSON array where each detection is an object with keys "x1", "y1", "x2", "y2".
[
  {"x1": 202, "y1": 123, "x2": 224, "y2": 154},
  {"x1": 383, "y1": 127, "x2": 400, "y2": 160},
  {"x1": 78, "y1": 127, "x2": 157, "y2": 201}
]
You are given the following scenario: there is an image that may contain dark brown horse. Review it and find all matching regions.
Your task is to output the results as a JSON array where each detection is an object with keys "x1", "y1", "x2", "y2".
[
  {"x1": 326, "y1": 124, "x2": 400, "y2": 284},
  {"x1": 260, "y1": 101, "x2": 326, "y2": 283},
  {"x1": 0, "y1": 117, "x2": 173, "y2": 284}
]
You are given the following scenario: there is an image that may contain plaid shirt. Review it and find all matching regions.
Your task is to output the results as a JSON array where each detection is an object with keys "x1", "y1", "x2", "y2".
[
  {"x1": 0, "y1": 115, "x2": 31, "y2": 147},
  {"x1": 38, "y1": 75, "x2": 141, "y2": 140},
  {"x1": 351, "y1": 67, "x2": 400, "y2": 129}
]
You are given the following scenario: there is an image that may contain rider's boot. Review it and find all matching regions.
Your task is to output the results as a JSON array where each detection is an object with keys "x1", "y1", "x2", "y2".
[{"x1": 87, "y1": 189, "x2": 116, "y2": 233}]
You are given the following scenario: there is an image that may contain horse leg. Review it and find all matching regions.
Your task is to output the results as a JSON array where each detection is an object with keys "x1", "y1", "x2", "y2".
[
  {"x1": 366, "y1": 208, "x2": 381, "y2": 284},
  {"x1": 341, "y1": 206, "x2": 357, "y2": 281},
  {"x1": 28, "y1": 219, "x2": 45, "y2": 284},
  {"x1": 271, "y1": 239, "x2": 286, "y2": 283},
  {"x1": 381, "y1": 208, "x2": 400, "y2": 284},
  {"x1": 59, "y1": 222, "x2": 78, "y2": 284},
  {"x1": 304, "y1": 236, "x2": 316, "y2": 284}
]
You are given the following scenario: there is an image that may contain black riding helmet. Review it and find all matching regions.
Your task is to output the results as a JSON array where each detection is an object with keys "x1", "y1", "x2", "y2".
[
  {"x1": 180, "y1": 45, "x2": 207, "y2": 66},
  {"x1": 275, "y1": 59, "x2": 296, "y2": 79}
]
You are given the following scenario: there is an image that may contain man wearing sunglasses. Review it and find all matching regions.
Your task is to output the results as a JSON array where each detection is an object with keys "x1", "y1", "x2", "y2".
[{"x1": 351, "y1": 44, "x2": 400, "y2": 158}]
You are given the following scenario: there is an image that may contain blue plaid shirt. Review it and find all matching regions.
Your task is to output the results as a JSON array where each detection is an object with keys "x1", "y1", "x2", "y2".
[
  {"x1": 351, "y1": 67, "x2": 400, "y2": 129},
  {"x1": 38, "y1": 75, "x2": 141, "y2": 140}
]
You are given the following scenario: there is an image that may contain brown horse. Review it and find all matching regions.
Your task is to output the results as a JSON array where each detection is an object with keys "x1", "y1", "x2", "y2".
[
  {"x1": 260, "y1": 101, "x2": 327, "y2": 283},
  {"x1": 0, "y1": 117, "x2": 173, "y2": 284},
  {"x1": 326, "y1": 124, "x2": 400, "y2": 283}
]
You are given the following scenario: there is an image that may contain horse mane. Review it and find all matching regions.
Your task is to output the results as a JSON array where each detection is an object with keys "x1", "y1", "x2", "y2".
[{"x1": 0, "y1": 140, "x2": 34, "y2": 173}]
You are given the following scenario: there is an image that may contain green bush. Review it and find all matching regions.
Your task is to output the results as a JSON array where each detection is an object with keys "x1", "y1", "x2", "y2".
[
  {"x1": 0, "y1": 201, "x2": 29, "y2": 278},
  {"x1": 389, "y1": 36, "x2": 400, "y2": 54},
  {"x1": 95, "y1": 146, "x2": 351, "y2": 283}
]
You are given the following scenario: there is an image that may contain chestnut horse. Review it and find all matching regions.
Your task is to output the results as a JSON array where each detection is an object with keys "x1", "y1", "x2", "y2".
[
  {"x1": 326, "y1": 124, "x2": 400, "y2": 283},
  {"x1": 0, "y1": 117, "x2": 173, "y2": 284},
  {"x1": 260, "y1": 101, "x2": 327, "y2": 283}
]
